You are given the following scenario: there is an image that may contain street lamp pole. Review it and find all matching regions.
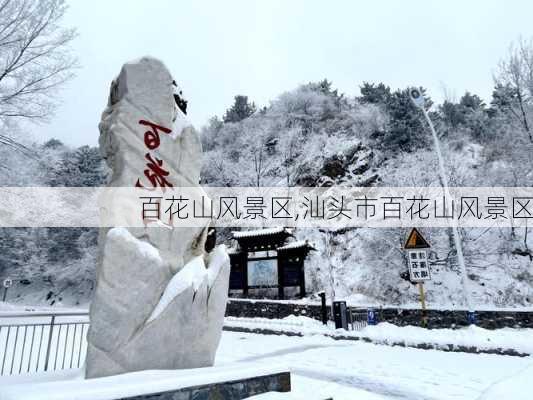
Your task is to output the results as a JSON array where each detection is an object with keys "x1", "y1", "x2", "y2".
[{"x1": 409, "y1": 87, "x2": 476, "y2": 324}]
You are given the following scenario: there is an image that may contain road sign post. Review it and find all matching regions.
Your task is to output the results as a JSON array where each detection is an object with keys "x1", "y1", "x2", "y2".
[
  {"x1": 404, "y1": 228, "x2": 431, "y2": 327},
  {"x1": 409, "y1": 87, "x2": 476, "y2": 325},
  {"x1": 2, "y1": 279, "x2": 12, "y2": 302},
  {"x1": 418, "y1": 282, "x2": 427, "y2": 327}
]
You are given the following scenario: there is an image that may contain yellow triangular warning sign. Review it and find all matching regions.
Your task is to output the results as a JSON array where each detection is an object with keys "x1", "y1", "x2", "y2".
[{"x1": 404, "y1": 228, "x2": 430, "y2": 249}]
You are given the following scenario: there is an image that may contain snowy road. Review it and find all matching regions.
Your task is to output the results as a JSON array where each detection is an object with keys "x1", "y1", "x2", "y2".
[{"x1": 215, "y1": 331, "x2": 533, "y2": 400}]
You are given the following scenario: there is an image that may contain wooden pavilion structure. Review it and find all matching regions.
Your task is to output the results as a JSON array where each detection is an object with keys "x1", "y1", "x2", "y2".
[{"x1": 228, "y1": 227, "x2": 315, "y2": 299}]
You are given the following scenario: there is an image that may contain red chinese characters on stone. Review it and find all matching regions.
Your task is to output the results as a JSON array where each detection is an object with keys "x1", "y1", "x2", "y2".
[
  {"x1": 139, "y1": 119, "x2": 172, "y2": 150},
  {"x1": 135, "y1": 119, "x2": 173, "y2": 189},
  {"x1": 136, "y1": 153, "x2": 173, "y2": 188}
]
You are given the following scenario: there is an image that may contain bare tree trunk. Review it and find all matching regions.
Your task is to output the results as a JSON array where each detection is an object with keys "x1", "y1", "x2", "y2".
[
  {"x1": 525, "y1": 225, "x2": 532, "y2": 261},
  {"x1": 323, "y1": 230, "x2": 336, "y2": 315},
  {"x1": 516, "y1": 92, "x2": 533, "y2": 142}
]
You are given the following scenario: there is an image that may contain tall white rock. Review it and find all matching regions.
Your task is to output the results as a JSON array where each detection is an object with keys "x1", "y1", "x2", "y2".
[{"x1": 86, "y1": 57, "x2": 230, "y2": 379}]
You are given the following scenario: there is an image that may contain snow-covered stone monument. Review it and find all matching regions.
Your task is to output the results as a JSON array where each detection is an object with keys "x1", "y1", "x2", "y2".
[{"x1": 86, "y1": 57, "x2": 230, "y2": 379}]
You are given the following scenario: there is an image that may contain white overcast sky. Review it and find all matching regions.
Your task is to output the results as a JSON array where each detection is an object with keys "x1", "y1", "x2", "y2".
[{"x1": 34, "y1": 0, "x2": 533, "y2": 147}]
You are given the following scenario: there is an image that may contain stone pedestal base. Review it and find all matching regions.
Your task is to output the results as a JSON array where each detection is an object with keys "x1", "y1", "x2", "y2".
[
  {"x1": 0, "y1": 364, "x2": 291, "y2": 400},
  {"x1": 123, "y1": 371, "x2": 290, "y2": 400}
]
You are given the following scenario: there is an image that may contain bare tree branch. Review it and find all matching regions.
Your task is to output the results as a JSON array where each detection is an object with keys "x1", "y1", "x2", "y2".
[
  {"x1": 495, "y1": 38, "x2": 533, "y2": 142},
  {"x1": 0, "y1": 0, "x2": 77, "y2": 129}
]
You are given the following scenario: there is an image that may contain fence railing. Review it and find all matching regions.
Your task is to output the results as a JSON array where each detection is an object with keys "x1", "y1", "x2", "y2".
[
  {"x1": 347, "y1": 308, "x2": 368, "y2": 331},
  {"x1": 0, "y1": 311, "x2": 89, "y2": 376},
  {"x1": 0, "y1": 307, "x2": 368, "y2": 377}
]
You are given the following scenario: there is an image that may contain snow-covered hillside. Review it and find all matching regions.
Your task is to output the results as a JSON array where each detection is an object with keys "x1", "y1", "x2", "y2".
[
  {"x1": 201, "y1": 81, "x2": 533, "y2": 309},
  {"x1": 1, "y1": 80, "x2": 532, "y2": 309}
]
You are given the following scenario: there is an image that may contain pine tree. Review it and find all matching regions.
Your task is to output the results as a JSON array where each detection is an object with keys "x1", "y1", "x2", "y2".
[
  {"x1": 223, "y1": 95, "x2": 256, "y2": 123},
  {"x1": 47, "y1": 145, "x2": 106, "y2": 187},
  {"x1": 358, "y1": 83, "x2": 431, "y2": 152}
]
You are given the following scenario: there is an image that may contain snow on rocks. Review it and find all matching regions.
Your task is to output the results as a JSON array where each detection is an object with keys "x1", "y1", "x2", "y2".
[
  {"x1": 148, "y1": 245, "x2": 230, "y2": 323},
  {"x1": 170, "y1": 104, "x2": 192, "y2": 140},
  {"x1": 106, "y1": 228, "x2": 162, "y2": 262},
  {"x1": 147, "y1": 255, "x2": 207, "y2": 323}
]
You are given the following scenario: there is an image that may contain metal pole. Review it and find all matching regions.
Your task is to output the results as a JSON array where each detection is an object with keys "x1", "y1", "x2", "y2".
[
  {"x1": 418, "y1": 282, "x2": 428, "y2": 327},
  {"x1": 420, "y1": 107, "x2": 476, "y2": 323},
  {"x1": 319, "y1": 291, "x2": 328, "y2": 325},
  {"x1": 1, "y1": 287, "x2": 6, "y2": 302},
  {"x1": 43, "y1": 315, "x2": 55, "y2": 371}
]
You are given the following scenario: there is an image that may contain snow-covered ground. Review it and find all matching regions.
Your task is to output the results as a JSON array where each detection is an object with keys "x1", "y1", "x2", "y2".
[
  {"x1": 1, "y1": 330, "x2": 531, "y2": 399},
  {"x1": 226, "y1": 315, "x2": 533, "y2": 355},
  {"x1": 1, "y1": 307, "x2": 532, "y2": 399},
  {"x1": 216, "y1": 331, "x2": 532, "y2": 400}
]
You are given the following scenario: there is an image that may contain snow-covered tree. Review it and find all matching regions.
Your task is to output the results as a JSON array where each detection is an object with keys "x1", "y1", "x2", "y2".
[
  {"x1": 223, "y1": 95, "x2": 256, "y2": 123},
  {"x1": 0, "y1": 0, "x2": 77, "y2": 125},
  {"x1": 494, "y1": 37, "x2": 533, "y2": 142}
]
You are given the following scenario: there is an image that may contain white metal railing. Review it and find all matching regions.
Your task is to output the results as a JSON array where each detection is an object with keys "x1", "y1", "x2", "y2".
[
  {"x1": 0, "y1": 311, "x2": 89, "y2": 376},
  {"x1": 0, "y1": 307, "x2": 367, "y2": 377}
]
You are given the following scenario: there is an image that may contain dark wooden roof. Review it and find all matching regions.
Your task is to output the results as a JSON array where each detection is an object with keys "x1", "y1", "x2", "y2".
[{"x1": 232, "y1": 227, "x2": 293, "y2": 252}]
